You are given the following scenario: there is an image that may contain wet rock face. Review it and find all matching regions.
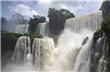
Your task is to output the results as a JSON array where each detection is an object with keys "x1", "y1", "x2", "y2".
[
  {"x1": 90, "y1": 32, "x2": 108, "y2": 72},
  {"x1": 90, "y1": 1, "x2": 110, "y2": 72}
]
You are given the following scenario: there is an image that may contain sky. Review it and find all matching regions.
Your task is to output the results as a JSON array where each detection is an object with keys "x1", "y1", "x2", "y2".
[{"x1": 1, "y1": 0, "x2": 103, "y2": 20}]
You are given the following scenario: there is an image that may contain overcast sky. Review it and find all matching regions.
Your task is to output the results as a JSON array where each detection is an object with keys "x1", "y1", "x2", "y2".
[{"x1": 1, "y1": 0, "x2": 103, "y2": 19}]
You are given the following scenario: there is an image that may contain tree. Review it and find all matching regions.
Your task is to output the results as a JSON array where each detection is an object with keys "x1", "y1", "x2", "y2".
[
  {"x1": 101, "y1": 1, "x2": 110, "y2": 36},
  {"x1": 1, "y1": 30, "x2": 43, "y2": 67},
  {"x1": 28, "y1": 15, "x2": 46, "y2": 33},
  {"x1": 1, "y1": 17, "x2": 7, "y2": 30},
  {"x1": 1, "y1": 17, "x2": 6, "y2": 23},
  {"x1": 100, "y1": 1, "x2": 110, "y2": 71},
  {"x1": 101, "y1": 1, "x2": 110, "y2": 22},
  {"x1": 48, "y1": 8, "x2": 75, "y2": 35}
]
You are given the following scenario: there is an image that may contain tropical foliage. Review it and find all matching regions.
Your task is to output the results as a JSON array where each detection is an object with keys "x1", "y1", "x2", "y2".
[
  {"x1": 48, "y1": 8, "x2": 75, "y2": 35},
  {"x1": 28, "y1": 15, "x2": 46, "y2": 33}
]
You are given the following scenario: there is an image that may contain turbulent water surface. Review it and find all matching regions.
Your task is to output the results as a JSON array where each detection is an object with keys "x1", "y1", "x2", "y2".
[{"x1": 2, "y1": 12, "x2": 106, "y2": 72}]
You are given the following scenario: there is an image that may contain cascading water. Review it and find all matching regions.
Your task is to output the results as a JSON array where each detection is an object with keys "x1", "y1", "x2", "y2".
[
  {"x1": 32, "y1": 37, "x2": 54, "y2": 71},
  {"x1": 72, "y1": 34, "x2": 92, "y2": 72},
  {"x1": 15, "y1": 24, "x2": 29, "y2": 34},
  {"x1": 36, "y1": 22, "x2": 49, "y2": 36},
  {"x1": 3, "y1": 12, "x2": 105, "y2": 72},
  {"x1": 2, "y1": 36, "x2": 34, "y2": 72},
  {"x1": 11, "y1": 36, "x2": 32, "y2": 64},
  {"x1": 65, "y1": 11, "x2": 102, "y2": 32},
  {"x1": 44, "y1": 12, "x2": 102, "y2": 72},
  {"x1": 51, "y1": 29, "x2": 93, "y2": 71},
  {"x1": 57, "y1": 12, "x2": 102, "y2": 72}
]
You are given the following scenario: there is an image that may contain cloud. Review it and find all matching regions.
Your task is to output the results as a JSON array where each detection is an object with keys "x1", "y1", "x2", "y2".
[
  {"x1": 3, "y1": 0, "x2": 102, "y2": 20},
  {"x1": 11, "y1": 4, "x2": 39, "y2": 18},
  {"x1": 10, "y1": 0, "x2": 102, "y2": 17},
  {"x1": 36, "y1": 0, "x2": 102, "y2": 16},
  {"x1": 70, "y1": 1, "x2": 102, "y2": 16},
  {"x1": 37, "y1": 0, "x2": 103, "y2": 3},
  {"x1": 38, "y1": 0, "x2": 52, "y2": 3}
]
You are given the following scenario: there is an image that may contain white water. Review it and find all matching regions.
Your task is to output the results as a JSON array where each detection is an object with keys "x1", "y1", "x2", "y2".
[
  {"x1": 2, "y1": 36, "x2": 34, "y2": 72},
  {"x1": 11, "y1": 36, "x2": 32, "y2": 64},
  {"x1": 65, "y1": 11, "x2": 102, "y2": 32},
  {"x1": 36, "y1": 22, "x2": 49, "y2": 36},
  {"x1": 73, "y1": 34, "x2": 92, "y2": 72},
  {"x1": 3, "y1": 12, "x2": 104, "y2": 72},
  {"x1": 15, "y1": 24, "x2": 29, "y2": 34},
  {"x1": 50, "y1": 29, "x2": 93, "y2": 72},
  {"x1": 32, "y1": 37, "x2": 54, "y2": 71},
  {"x1": 96, "y1": 34, "x2": 107, "y2": 72}
]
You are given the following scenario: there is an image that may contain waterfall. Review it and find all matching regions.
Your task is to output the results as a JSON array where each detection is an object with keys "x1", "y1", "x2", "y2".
[
  {"x1": 73, "y1": 36, "x2": 92, "y2": 72},
  {"x1": 51, "y1": 29, "x2": 93, "y2": 71},
  {"x1": 65, "y1": 11, "x2": 102, "y2": 32},
  {"x1": 32, "y1": 37, "x2": 54, "y2": 71},
  {"x1": 15, "y1": 24, "x2": 29, "y2": 34},
  {"x1": 37, "y1": 22, "x2": 49, "y2": 36},
  {"x1": 52, "y1": 11, "x2": 103, "y2": 71},
  {"x1": 3, "y1": 12, "x2": 106, "y2": 72},
  {"x1": 11, "y1": 36, "x2": 32, "y2": 64},
  {"x1": 2, "y1": 36, "x2": 34, "y2": 72}
]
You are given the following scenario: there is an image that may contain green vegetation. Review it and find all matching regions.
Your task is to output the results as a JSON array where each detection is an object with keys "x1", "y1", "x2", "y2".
[
  {"x1": 1, "y1": 30, "x2": 42, "y2": 56},
  {"x1": 1, "y1": 30, "x2": 22, "y2": 55},
  {"x1": 93, "y1": 1, "x2": 110, "y2": 71},
  {"x1": 48, "y1": 8, "x2": 75, "y2": 35},
  {"x1": 101, "y1": 21, "x2": 110, "y2": 36},
  {"x1": 101, "y1": 1, "x2": 110, "y2": 36},
  {"x1": 93, "y1": 28, "x2": 103, "y2": 42},
  {"x1": 1, "y1": 17, "x2": 7, "y2": 23},
  {"x1": 23, "y1": 33, "x2": 43, "y2": 46},
  {"x1": 28, "y1": 15, "x2": 46, "y2": 33},
  {"x1": 101, "y1": 1, "x2": 110, "y2": 22},
  {"x1": 1, "y1": 30, "x2": 22, "y2": 66},
  {"x1": 101, "y1": 1, "x2": 110, "y2": 70},
  {"x1": 1, "y1": 8, "x2": 75, "y2": 56},
  {"x1": 1, "y1": 29, "x2": 43, "y2": 67},
  {"x1": 1, "y1": 17, "x2": 8, "y2": 30}
]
